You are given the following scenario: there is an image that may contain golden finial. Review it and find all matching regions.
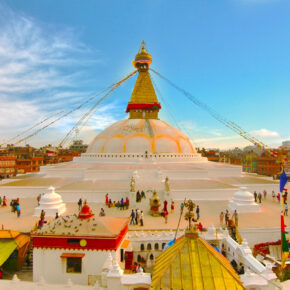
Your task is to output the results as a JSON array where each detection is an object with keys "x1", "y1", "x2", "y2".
[{"x1": 133, "y1": 40, "x2": 152, "y2": 71}]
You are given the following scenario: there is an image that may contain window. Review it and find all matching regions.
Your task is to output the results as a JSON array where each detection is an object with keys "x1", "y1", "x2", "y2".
[
  {"x1": 147, "y1": 243, "x2": 152, "y2": 250},
  {"x1": 154, "y1": 243, "x2": 159, "y2": 250},
  {"x1": 150, "y1": 254, "x2": 154, "y2": 260},
  {"x1": 66, "y1": 258, "x2": 82, "y2": 273},
  {"x1": 67, "y1": 239, "x2": 80, "y2": 245},
  {"x1": 162, "y1": 243, "x2": 166, "y2": 249},
  {"x1": 140, "y1": 244, "x2": 145, "y2": 251}
]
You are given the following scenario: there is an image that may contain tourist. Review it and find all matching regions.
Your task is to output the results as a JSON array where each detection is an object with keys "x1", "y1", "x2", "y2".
[
  {"x1": 38, "y1": 218, "x2": 44, "y2": 229},
  {"x1": 163, "y1": 200, "x2": 168, "y2": 212},
  {"x1": 0, "y1": 196, "x2": 2, "y2": 206},
  {"x1": 225, "y1": 210, "x2": 229, "y2": 226},
  {"x1": 163, "y1": 210, "x2": 168, "y2": 224},
  {"x1": 263, "y1": 190, "x2": 267, "y2": 200},
  {"x1": 136, "y1": 208, "x2": 141, "y2": 225},
  {"x1": 220, "y1": 211, "x2": 224, "y2": 226},
  {"x1": 125, "y1": 197, "x2": 129, "y2": 209},
  {"x1": 108, "y1": 199, "x2": 112, "y2": 207},
  {"x1": 105, "y1": 193, "x2": 109, "y2": 205},
  {"x1": 285, "y1": 203, "x2": 288, "y2": 216},
  {"x1": 37, "y1": 194, "x2": 41, "y2": 206},
  {"x1": 16, "y1": 203, "x2": 21, "y2": 217},
  {"x1": 136, "y1": 191, "x2": 141, "y2": 203},
  {"x1": 196, "y1": 205, "x2": 200, "y2": 220},
  {"x1": 277, "y1": 193, "x2": 280, "y2": 203},
  {"x1": 99, "y1": 208, "x2": 106, "y2": 216},
  {"x1": 258, "y1": 192, "x2": 262, "y2": 203},
  {"x1": 0, "y1": 267, "x2": 2, "y2": 279},
  {"x1": 171, "y1": 201, "x2": 175, "y2": 213},
  {"x1": 238, "y1": 263, "x2": 245, "y2": 275},
  {"x1": 2, "y1": 196, "x2": 7, "y2": 207},
  {"x1": 40, "y1": 209, "x2": 45, "y2": 220},
  {"x1": 133, "y1": 262, "x2": 138, "y2": 273},
  {"x1": 272, "y1": 190, "x2": 276, "y2": 201},
  {"x1": 55, "y1": 212, "x2": 59, "y2": 219},
  {"x1": 78, "y1": 198, "x2": 82, "y2": 211},
  {"x1": 120, "y1": 198, "x2": 124, "y2": 210},
  {"x1": 180, "y1": 203, "x2": 184, "y2": 213},
  {"x1": 130, "y1": 210, "x2": 135, "y2": 225},
  {"x1": 233, "y1": 210, "x2": 238, "y2": 227},
  {"x1": 141, "y1": 190, "x2": 146, "y2": 199},
  {"x1": 198, "y1": 222, "x2": 203, "y2": 231},
  {"x1": 140, "y1": 210, "x2": 144, "y2": 226},
  {"x1": 254, "y1": 191, "x2": 257, "y2": 202},
  {"x1": 221, "y1": 244, "x2": 226, "y2": 257}
]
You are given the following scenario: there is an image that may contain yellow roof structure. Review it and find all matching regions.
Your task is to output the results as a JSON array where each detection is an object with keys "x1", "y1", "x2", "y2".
[
  {"x1": 0, "y1": 240, "x2": 18, "y2": 266},
  {"x1": 151, "y1": 233, "x2": 244, "y2": 290},
  {"x1": 129, "y1": 71, "x2": 158, "y2": 104}
]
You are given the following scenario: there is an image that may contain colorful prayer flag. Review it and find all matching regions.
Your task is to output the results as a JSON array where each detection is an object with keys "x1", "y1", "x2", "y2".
[{"x1": 280, "y1": 170, "x2": 288, "y2": 193}]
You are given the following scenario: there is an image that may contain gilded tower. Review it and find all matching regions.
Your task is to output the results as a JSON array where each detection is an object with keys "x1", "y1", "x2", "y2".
[{"x1": 126, "y1": 41, "x2": 161, "y2": 119}]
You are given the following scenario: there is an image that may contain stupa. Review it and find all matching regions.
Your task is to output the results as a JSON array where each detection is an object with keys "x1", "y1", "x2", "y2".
[
  {"x1": 0, "y1": 42, "x2": 279, "y2": 203},
  {"x1": 34, "y1": 186, "x2": 66, "y2": 217}
]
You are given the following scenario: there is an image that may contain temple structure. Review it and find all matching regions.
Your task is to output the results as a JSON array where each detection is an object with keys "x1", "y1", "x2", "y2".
[{"x1": 0, "y1": 42, "x2": 278, "y2": 204}]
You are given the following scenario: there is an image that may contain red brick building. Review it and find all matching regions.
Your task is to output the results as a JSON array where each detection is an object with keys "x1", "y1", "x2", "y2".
[
  {"x1": 256, "y1": 156, "x2": 281, "y2": 176},
  {"x1": 16, "y1": 157, "x2": 44, "y2": 174},
  {"x1": 0, "y1": 156, "x2": 16, "y2": 178}
]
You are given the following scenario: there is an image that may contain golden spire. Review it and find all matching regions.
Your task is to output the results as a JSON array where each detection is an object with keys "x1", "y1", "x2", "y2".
[{"x1": 126, "y1": 41, "x2": 161, "y2": 119}]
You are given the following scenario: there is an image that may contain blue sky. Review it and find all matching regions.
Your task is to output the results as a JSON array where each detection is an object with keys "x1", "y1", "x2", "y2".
[{"x1": 0, "y1": 0, "x2": 289, "y2": 149}]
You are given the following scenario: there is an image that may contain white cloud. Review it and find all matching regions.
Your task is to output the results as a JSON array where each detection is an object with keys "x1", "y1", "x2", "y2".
[
  {"x1": 250, "y1": 128, "x2": 281, "y2": 138},
  {"x1": 0, "y1": 3, "x2": 106, "y2": 147}
]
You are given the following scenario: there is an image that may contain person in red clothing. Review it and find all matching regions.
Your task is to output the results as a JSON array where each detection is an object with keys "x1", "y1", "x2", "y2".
[
  {"x1": 105, "y1": 193, "x2": 109, "y2": 205},
  {"x1": 171, "y1": 201, "x2": 175, "y2": 213},
  {"x1": 163, "y1": 200, "x2": 168, "y2": 212},
  {"x1": 198, "y1": 222, "x2": 203, "y2": 231},
  {"x1": 125, "y1": 197, "x2": 129, "y2": 209}
]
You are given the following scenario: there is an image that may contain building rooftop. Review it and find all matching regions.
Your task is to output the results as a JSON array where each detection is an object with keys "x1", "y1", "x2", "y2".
[{"x1": 151, "y1": 232, "x2": 244, "y2": 289}]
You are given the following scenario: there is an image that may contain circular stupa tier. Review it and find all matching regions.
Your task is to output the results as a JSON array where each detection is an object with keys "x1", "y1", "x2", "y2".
[{"x1": 87, "y1": 119, "x2": 196, "y2": 154}]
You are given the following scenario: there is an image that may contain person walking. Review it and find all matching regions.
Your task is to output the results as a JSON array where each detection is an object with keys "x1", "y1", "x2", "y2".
[
  {"x1": 78, "y1": 198, "x2": 83, "y2": 211},
  {"x1": 180, "y1": 203, "x2": 184, "y2": 213},
  {"x1": 220, "y1": 211, "x2": 224, "y2": 226},
  {"x1": 263, "y1": 190, "x2": 267, "y2": 200},
  {"x1": 254, "y1": 191, "x2": 257, "y2": 202},
  {"x1": 258, "y1": 192, "x2": 262, "y2": 203},
  {"x1": 285, "y1": 203, "x2": 288, "y2": 216},
  {"x1": 130, "y1": 210, "x2": 135, "y2": 225},
  {"x1": 120, "y1": 198, "x2": 124, "y2": 210},
  {"x1": 2, "y1": 196, "x2": 7, "y2": 207},
  {"x1": 196, "y1": 205, "x2": 200, "y2": 220},
  {"x1": 16, "y1": 203, "x2": 21, "y2": 217},
  {"x1": 55, "y1": 212, "x2": 59, "y2": 219},
  {"x1": 272, "y1": 190, "x2": 276, "y2": 201},
  {"x1": 164, "y1": 210, "x2": 168, "y2": 224},
  {"x1": 140, "y1": 211, "x2": 144, "y2": 226},
  {"x1": 136, "y1": 208, "x2": 141, "y2": 225}
]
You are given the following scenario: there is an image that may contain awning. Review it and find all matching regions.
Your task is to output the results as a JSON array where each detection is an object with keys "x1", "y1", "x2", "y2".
[
  {"x1": 0, "y1": 240, "x2": 18, "y2": 266},
  {"x1": 60, "y1": 253, "x2": 85, "y2": 259},
  {"x1": 120, "y1": 239, "x2": 130, "y2": 249}
]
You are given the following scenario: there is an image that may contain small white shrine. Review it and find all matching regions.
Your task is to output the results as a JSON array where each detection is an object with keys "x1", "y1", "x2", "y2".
[
  {"x1": 34, "y1": 186, "x2": 66, "y2": 217},
  {"x1": 228, "y1": 186, "x2": 260, "y2": 213}
]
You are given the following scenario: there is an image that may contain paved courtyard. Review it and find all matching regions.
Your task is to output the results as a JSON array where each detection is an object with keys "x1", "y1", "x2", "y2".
[{"x1": 1, "y1": 185, "x2": 289, "y2": 233}]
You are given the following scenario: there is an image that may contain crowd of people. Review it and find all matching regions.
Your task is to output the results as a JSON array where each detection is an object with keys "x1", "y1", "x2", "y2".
[
  {"x1": 105, "y1": 194, "x2": 130, "y2": 210},
  {"x1": 130, "y1": 209, "x2": 144, "y2": 226}
]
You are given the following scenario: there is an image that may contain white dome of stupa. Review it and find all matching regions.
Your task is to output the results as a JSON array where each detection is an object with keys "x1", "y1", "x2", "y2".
[
  {"x1": 228, "y1": 186, "x2": 260, "y2": 213},
  {"x1": 87, "y1": 119, "x2": 195, "y2": 154}
]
